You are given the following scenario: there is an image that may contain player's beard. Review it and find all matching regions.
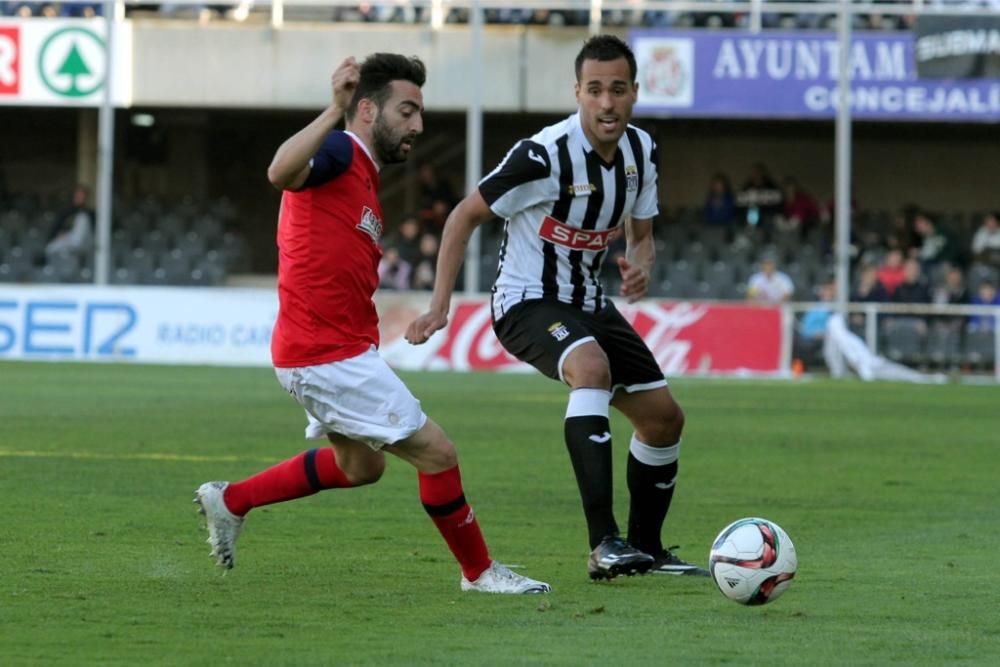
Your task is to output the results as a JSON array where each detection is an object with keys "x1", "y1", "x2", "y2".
[{"x1": 372, "y1": 114, "x2": 413, "y2": 165}]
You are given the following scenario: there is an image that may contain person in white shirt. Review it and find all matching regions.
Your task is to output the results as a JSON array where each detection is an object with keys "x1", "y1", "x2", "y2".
[
  {"x1": 45, "y1": 184, "x2": 94, "y2": 265},
  {"x1": 971, "y1": 212, "x2": 1000, "y2": 268},
  {"x1": 746, "y1": 256, "x2": 795, "y2": 304}
]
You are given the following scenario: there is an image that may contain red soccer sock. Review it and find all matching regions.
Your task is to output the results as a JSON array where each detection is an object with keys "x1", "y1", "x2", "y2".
[
  {"x1": 419, "y1": 465, "x2": 492, "y2": 582},
  {"x1": 223, "y1": 447, "x2": 353, "y2": 516}
]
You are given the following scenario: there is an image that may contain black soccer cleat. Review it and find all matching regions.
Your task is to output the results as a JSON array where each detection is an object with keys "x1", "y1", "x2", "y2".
[
  {"x1": 588, "y1": 535, "x2": 654, "y2": 580},
  {"x1": 649, "y1": 546, "x2": 710, "y2": 577}
]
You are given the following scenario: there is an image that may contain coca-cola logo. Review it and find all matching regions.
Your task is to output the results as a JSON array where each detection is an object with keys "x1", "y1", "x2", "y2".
[
  {"x1": 435, "y1": 301, "x2": 713, "y2": 374},
  {"x1": 618, "y1": 302, "x2": 708, "y2": 374},
  {"x1": 381, "y1": 299, "x2": 782, "y2": 375},
  {"x1": 433, "y1": 303, "x2": 523, "y2": 371}
]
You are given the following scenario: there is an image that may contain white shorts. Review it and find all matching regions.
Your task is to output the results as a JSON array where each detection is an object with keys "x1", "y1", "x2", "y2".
[{"x1": 275, "y1": 346, "x2": 428, "y2": 450}]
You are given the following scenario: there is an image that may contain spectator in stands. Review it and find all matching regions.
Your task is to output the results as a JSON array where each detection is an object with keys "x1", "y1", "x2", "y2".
[
  {"x1": 378, "y1": 247, "x2": 412, "y2": 290},
  {"x1": 853, "y1": 264, "x2": 889, "y2": 303},
  {"x1": 932, "y1": 264, "x2": 968, "y2": 307},
  {"x1": 44, "y1": 184, "x2": 93, "y2": 265},
  {"x1": 892, "y1": 258, "x2": 932, "y2": 305},
  {"x1": 876, "y1": 248, "x2": 907, "y2": 298},
  {"x1": 6, "y1": 2, "x2": 58, "y2": 17},
  {"x1": 390, "y1": 214, "x2": 423, "y2": 267},
  {"x1": 777, "y1": 177, "x2": 820, "y2": 237},
  {"x1": 971, "y1": 211, "x2": 1000, "y2": 269},
  {"x1": 736, "y1": 162, "x2": 783, "y2": 229},
  {"x1": 968, "y1": 281, "x2": 1000, "y2": 332},
  {"x1": 886, "y1": 258, "x2": 932, "y2": 337},
  {"x1": 418, "y1": 163, "x2": 457, "y2": 220},
  {"x1": 702, "y1": 172, "x2": 736, "y2": 227},
  {"x1": 61, "y1": 2, "x2": 101, "y2": 17},
  {"x1": 885, "y1": 205, "x2": 918, "y2": 253},
  {"x1": 820, "y1": 191, "x2": 858, "y2": 230},
  {"x1": 850, "y1": 264, "x2": 888, "y2": 330},
  {"x1": 913, "y1": 210, "x2": 962, "y2": 271},
  {"x1": 931, "y1": 264, "x2": 968, "y2": 333},
  {"x1": 746, "y1": 255, "x2": 794, "y2": 304},
  {"x1": 411, "y1": 231, "x2": 439, "y2": 290}
]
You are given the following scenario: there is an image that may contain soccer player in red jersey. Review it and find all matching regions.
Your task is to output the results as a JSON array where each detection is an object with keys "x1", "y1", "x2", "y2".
[{"x1": 194, "y1": 54, "x2": 549, "y2": 594}]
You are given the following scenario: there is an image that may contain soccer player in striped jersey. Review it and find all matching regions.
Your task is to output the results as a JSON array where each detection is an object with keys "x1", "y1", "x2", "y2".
[
  {"x1": 407, "y1": 35, "x2": 708, "y2": 580},
  {"x1": 194, "y1": 54, "x2": 549, "y2": 595}
]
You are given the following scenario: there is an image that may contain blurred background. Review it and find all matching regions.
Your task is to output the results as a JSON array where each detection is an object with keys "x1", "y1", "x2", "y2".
[{"x1": 1, "y1": 0, "x2": 998, "y2": 378}]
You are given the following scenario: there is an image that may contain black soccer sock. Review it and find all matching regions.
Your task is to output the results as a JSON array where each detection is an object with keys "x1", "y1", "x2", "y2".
[
  {"x1": 626, "y1": 436, "x2": 680, "y2": 555},
  {"x1": 564, "y1": 388, "x2": 618, "y2": 550}
]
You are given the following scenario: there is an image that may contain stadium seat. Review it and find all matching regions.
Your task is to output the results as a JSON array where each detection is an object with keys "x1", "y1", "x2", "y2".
[
  {"x1": 964, "y1": 329, "x2": 996, "y2": 368},
  {"x1": 882, "y1": 319, "x2": 927, "y2": 366},
  {"x1": 125, "y1": 248, "x2": 155, "y2": 276},
  {"x1": 177, "y1": 230, "x2": 207, "y2": 257},
  {"x1": 32, "y1": 264, "x2": 59, "y2": 284},
  {"x1": 18, "y1": 226, "x2": 46, "y2": 258},
  {"x1": 925, "y1": 323, "x2": 962, "y2": 369},
  {"x1": 702, "y1": 261, "x2": 737, "y2": 299},
  {"x1": 966, "y1": 263, "x2": 999, "y2": 292},
  {"x1": 661, "y1": 260, "x2": 698, "y2": 299},
  {"x1": 144, "y1": 230, "x2": 170, "y2": 257},
  {"x1": 160, "y1": 248, "x2": 192, "y2": 284},
  {"x1": 111, "y1": 267, "x2": 138, "y2": 285},
  {"x1": 4, "y1": 246, "x2": 33, "y2": 278},
  {"x1": 0, "y1": 262, "x2": 22, "y2": 282},
  {"x1": 48, "y1": 251, "x2": 81, "y2": 282}
]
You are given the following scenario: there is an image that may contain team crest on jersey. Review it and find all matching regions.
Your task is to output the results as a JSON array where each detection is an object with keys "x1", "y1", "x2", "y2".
[
  {"x1": 625, "y1": 165, "x2": 639, "y2": 192},
  {"x1": 548, "y1": 322, "x2": 571, "y2": 342},
  {"x1": 567, "y1": 183, "x2": 597, "y2": 197},
  {"x1": 357, "y1": 206, "x2": 383, "y2": 243}
]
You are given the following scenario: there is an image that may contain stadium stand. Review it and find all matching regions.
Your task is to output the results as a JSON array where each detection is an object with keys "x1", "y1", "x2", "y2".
[{"x1": 0, "y1": 193, "x2": 249, "y2": 286}]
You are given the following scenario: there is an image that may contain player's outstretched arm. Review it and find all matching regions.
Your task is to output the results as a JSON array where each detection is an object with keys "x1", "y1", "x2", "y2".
[
  {"x1": 405, "y1": 191, "x2": 495, "y2": 345},
  {"x1": 267, "y1": 57, "x2": 359, "y2": 191},
  {"x1": 618, "y1": 216, "x2": 655, "y2": 303}
]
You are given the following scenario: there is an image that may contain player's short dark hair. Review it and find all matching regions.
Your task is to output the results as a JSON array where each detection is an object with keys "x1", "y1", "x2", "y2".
[
  {"x1": 347, "y1": 53, "x2": 426, "y2": 121},
  {"x1": 575, "y1": 35, "x2": 637, "y2": 83}
]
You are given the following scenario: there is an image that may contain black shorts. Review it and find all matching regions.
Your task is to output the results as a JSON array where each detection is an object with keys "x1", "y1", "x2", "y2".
[{"x1": 492, "y1": 299, "x2": 667, "y2": 391}]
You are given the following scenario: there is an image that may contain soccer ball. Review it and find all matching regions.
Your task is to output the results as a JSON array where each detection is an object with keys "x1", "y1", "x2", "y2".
[{"x1": 709, "y1": 517, "x2": 797, "y2": 606}]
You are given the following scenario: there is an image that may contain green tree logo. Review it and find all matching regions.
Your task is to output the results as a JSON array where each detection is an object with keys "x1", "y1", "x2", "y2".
[{"x1": 38, "y1": 27, "x2": 105, "y2": 98}]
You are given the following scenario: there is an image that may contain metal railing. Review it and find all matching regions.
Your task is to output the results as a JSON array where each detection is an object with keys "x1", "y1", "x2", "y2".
[{"x1": 784, "y1": 300, "x2": 1000, "y2": 380}]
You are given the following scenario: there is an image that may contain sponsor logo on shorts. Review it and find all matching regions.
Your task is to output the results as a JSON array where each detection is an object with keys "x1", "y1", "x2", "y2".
[
  {"x1": 357, "y1": 206, "x2": 383, "y2": 243},
  {"x1": 625, "y1": 165, "x2": 639, "y2": 192},
  {"x1": 538, "y1": 215, "x2": 617, "y2": 251},
  {"x1": 548, "y1": 321, "x2": 570, "y2": 341}
]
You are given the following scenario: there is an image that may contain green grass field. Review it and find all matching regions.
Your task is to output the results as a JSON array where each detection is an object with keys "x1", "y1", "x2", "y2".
[{"x1": 2, "y1": 361, "x2": 998, "y2": 666}]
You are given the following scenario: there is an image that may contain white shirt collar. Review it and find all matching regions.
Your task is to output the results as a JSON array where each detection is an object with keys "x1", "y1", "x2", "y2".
[{"x1": 344, "y1": 130, "x2": 380, "y2": 172}]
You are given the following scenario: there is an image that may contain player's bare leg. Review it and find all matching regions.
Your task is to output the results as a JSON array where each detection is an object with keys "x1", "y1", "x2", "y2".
[
  {"x1": 613, "y1": 387, "x2": 708, "y2": 576},
  {"x1": 563, "y1": 342, "x2": 653, "y2": 580},
  {"x1": 389, "y1": 419, "x2": 551, "y2": 593}
]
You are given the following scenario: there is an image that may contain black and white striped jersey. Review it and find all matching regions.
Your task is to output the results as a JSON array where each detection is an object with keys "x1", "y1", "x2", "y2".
[{"x1": 479, "y1": 112, "x2": 659, "y2": 319}]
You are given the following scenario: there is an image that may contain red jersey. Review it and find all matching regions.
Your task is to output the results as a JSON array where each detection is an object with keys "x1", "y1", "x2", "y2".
[{"x1": 271, "y1": 132, "x2": 384, "y2": 367}]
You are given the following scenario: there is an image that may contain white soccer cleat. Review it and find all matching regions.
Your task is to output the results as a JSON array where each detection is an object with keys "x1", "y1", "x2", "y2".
[
  {"x1": 461, "y1": 561, "x2": 551, "y2": 594},
  {"x1": 194, "y1": 481, "x2": 244, "y2": 570}
]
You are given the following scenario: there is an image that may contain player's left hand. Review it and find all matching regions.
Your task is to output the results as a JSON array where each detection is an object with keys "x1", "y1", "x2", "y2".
[
  {"x1": 405, "y1": 311, "x2": 449, "y2": 345},
  {"x1": 617, "y1": 256, "x2": 649, "y2": 303}
]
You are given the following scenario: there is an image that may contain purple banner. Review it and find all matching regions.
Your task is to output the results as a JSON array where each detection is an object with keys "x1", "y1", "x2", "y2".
[{"x1": 629, "y1": 30, "x2": 1000, "y2": 122}]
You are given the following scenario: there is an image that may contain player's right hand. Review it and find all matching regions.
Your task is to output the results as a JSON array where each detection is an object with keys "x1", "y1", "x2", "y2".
[
  {"x1": 405, "y1": 311, "x2": 449, "y2": 345},
  {"x1": 331, "y1": 57, "x2": 360, "y2": 112}
]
